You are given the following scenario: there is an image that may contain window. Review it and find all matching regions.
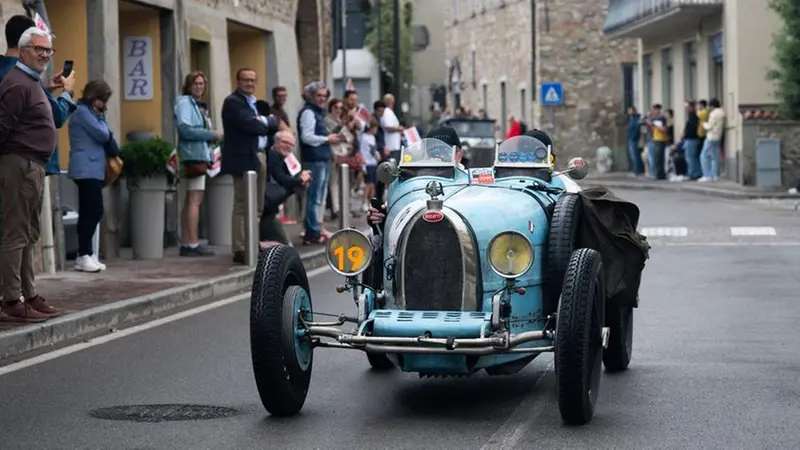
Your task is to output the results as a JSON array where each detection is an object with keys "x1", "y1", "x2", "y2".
[
  {"x1": 621, "y1": 63, "x2": 637, "y2": 112},
  {"x1": 683, "y1": 41, "x2": 697, "y2": 101},
  {"x1": 520, "y1": 88, "x2": 527, "y2": 121},
  {"x1": 661, "y1": 47, "x2": 673, "y2": 108},
  {"x1": 483, "y1": 84, "x2": 488, "y2": 114},
  {"x1": 643, "y1": 54, "x2": 653, "y2": 110},
  {"x1": 709, "y1": 33, "x2": 724, "y2": 101},
  {"x1": 500, "y1": 81, "x2": 507, "y2": 135},
  {"x1": 471, "y1": 49, "x2": 476, "y2": 89}
]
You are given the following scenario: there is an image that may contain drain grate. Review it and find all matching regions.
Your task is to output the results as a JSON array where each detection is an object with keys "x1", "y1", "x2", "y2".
[{"x1": 88, "y1": 404, "x2": 239, "y2": 423}]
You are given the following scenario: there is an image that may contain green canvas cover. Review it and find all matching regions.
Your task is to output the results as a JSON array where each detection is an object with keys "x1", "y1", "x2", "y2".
[{"x1": 576, "y1": 186, "x2": 651, "y2": 308}]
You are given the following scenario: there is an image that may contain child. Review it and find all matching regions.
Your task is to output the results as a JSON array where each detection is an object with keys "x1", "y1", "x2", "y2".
[{"x1": 359, "y1": 120, "x2": 380, "y2": 212}]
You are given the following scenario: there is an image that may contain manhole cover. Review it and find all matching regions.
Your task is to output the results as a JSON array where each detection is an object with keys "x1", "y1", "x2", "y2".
[{"x1": 88, "y1": 404, "x2": 239, "y2": 423}]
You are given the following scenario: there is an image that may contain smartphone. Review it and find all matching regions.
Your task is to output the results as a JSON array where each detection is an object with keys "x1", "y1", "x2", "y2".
[{"x1": 63, "y1": 60, "x2": 73, "y2": 78}]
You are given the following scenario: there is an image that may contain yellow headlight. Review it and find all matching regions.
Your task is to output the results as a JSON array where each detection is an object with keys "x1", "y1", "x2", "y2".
[
  {"x1": 488, "y1": 231, "x2": 534, "y2": 278},
  {"x1": 325, "y1": 228, "x2": 373, "y2": 276}
]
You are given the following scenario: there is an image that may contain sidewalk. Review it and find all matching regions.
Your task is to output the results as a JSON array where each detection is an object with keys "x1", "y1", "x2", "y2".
[
  {"x1": 584, "y1": 172, "x2": 799, "y2": 200},
  {"x1": 0, "y1": 216, "x2": 367, "y2": 362}
]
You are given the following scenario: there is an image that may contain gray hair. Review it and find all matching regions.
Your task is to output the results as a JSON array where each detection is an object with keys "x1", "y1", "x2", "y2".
[
  {"x1": 303, "y1": 81, "x2": 326, "y2": 99},
  {"x1": 18, "y1": 27, "x2": 52, "y2": 48}
]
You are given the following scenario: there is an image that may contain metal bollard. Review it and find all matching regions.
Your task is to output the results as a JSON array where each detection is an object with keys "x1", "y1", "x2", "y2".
[
  {"x1": 244, "y1": 170, "x2": 258, "y2": 267},
  {"x1": 338, "y1": 163, "x2": 350, "y2": 230}
]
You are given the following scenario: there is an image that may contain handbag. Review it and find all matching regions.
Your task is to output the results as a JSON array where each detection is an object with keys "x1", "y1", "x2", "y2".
[
  {"x1": 104, "y1": 156, "x2": 123, "y2": 187},
  {"x1": 183, "y1": 161, "x2": 208, "y2": 178}
]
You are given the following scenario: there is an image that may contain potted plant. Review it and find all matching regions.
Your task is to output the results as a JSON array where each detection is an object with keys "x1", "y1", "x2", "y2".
[{"x1": 119, "y1": 137, "x2": 173, "y2": 260}]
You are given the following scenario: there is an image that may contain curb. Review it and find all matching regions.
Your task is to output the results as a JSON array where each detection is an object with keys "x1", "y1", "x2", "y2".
[
  {"x1": 0, "y1": 246, "x2": 329, "y2": 362},
  {"x1": 583, "y1": 180, "x2": 795, "y2": 200}
]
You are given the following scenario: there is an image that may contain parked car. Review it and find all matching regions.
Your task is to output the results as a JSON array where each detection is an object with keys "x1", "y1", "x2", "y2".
[
  {"x1": 439, "y1": 117, "x2": 496, "y2": 168},
  {"x1": 249, "y1": 136, "x2": 647, "y2": 425}
]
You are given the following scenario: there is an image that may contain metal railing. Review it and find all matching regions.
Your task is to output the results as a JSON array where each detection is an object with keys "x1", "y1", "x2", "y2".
[{"x1": 604, "y1": 0, "x2": 723, "y2": 33}]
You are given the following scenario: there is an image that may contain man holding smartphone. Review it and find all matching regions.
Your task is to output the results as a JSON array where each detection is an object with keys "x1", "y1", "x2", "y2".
[{"x1": 0, "y1": 15, "x2": 77, "y2": 175}]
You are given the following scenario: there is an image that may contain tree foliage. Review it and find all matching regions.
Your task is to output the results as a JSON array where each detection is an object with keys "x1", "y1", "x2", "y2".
[
  {"x1": 364, "y1": 0, "x2": 414, "y2": 91},
  {"x1": 766, "y1": 0, "x2": 800, "y2": 119}
]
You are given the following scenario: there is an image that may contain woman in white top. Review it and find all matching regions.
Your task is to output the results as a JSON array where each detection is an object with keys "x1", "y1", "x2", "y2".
[{"x1": 699, "y1": 98, "x2": 725, "y2": 181}]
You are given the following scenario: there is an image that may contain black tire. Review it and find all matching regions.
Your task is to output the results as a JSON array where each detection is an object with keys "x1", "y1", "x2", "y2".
[
  {"x1": 555, "y1": 248, "x2": 606, "y2": 426},
  {"x1": 250, "y1": 245, "x2": 313, "y2": 417},
  {"x1": 366, "y1": 352, "x2": 395, "y2": 370},
  {"x1": 603, "y1": 301, "x2": 633, "y2": 372},
  {"x1": 544, "y1": 194, "x2": 583, "y2": 319}
]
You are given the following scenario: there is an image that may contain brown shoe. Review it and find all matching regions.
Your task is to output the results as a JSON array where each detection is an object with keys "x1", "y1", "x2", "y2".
[
  {"x1": 25, "y1": 295, "x2": 61, "y2": 317},
  {"x1": 0, "y1": 301, "x2": 50, "y2": 323},
  {"x1": 232, "y1": 251, "x2": 245, "y2": 265}
]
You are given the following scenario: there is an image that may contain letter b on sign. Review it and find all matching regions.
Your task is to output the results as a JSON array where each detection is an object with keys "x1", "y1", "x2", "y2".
[{"x1": 123, "y1": 36, "x2": 154, "y2": 101}]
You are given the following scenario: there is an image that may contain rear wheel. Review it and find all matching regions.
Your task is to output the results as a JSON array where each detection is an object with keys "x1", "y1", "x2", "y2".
[
  {"x1": 555, "y1": 248, "x2": 606, "y2": 426},
  {"x1": 366, "y1": 352, "x2": 395, "y2": 370},
  {"x1": 603, "y1": 301, "x2": 633, "y2": 372},
  {"x1": 544, "y1": 194, "x2": 583, "y2": 318},
  {"x1": 250, "y1": 245, "x2": 314, "y2": 417}
]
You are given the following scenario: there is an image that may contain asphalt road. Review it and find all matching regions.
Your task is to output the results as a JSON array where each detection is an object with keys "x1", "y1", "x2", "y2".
[{"x1": 1, "y1": 188, "x2": 799, "y2": 450}]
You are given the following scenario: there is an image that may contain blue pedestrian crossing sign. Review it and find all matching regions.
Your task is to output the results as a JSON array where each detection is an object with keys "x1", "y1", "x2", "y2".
[{"x1": 541, "y1": 82, "x2": 563, "y2": 106}]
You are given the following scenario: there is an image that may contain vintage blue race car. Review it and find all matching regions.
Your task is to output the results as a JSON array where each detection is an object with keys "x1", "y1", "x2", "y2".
[{"x1": 249, "y1": 135, "x2": 641, "y2": 426}]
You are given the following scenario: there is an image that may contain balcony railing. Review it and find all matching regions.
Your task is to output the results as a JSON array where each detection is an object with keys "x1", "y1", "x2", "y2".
[{"x1": 603, "y1": 0, "x2": 724, "y2": 36}]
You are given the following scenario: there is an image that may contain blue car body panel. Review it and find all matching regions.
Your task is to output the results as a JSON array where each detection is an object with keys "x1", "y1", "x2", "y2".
[{"x1": 372, "y1": 163, "x2": 569, "y2": 374}]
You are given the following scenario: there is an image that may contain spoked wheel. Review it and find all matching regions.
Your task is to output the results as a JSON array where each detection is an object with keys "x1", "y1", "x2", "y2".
[
  {"x1": 250, "y1": 245, "x2": 314, "y2": 417},
  {"x1": 555, "y1": 248, "x2": 606, "y2": 426},
  {"x1": 603, "y1": 301, "x2": 634, "y2": 372}
]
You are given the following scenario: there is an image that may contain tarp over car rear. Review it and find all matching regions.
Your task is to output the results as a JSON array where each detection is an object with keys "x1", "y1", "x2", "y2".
[{"x1": 575, "y1": 186, "x2": 651, "y2": 308}]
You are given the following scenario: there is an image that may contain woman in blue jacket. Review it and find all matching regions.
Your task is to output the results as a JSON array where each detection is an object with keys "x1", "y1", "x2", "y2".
[
  {"x1": 67, "y1": 80, "x2": 116, "y2": 273},
  {"x1": 175, "y1": 71, "x2": 223, "y2": 257}
]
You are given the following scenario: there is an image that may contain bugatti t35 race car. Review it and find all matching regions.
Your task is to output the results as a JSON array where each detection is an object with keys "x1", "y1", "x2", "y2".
[{"x1": 249, "y1": 135, "x2": 649, "y2": 426}]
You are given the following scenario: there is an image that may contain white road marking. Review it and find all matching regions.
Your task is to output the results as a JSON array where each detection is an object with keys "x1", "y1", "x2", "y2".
[
  {"x1": 639, "y1": 227, "x2": 688, "y2": 237},
  {"x1": 479, "y1": 361, "x2": 554, "y2": 450},
  {"x1": 0, "y1": 264, "x2": 332, "y2": 377},
  {"x1": 730, "y1": 226, "x2": 777, "y2": 236},
  {"x1": 657, "y1": 241, "x2": 800, "y2": 247}
]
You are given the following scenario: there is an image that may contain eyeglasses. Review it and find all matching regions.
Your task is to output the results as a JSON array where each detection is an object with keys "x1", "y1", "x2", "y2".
[{"x1": 24, "y1": 45, "x2": 55, "y2": 56}]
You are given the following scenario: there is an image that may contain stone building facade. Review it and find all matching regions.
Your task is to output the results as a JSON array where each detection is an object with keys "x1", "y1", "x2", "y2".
[{"x1": 444, "y1": 0, "x2": 637, "y2": 162}]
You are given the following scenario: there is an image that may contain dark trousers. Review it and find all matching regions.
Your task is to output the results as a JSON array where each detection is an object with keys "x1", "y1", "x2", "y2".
[{"x1": 74, "y1": 178, "x2": 104, "y2": 257}]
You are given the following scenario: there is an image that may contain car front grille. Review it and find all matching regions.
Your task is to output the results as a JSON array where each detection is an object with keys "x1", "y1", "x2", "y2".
[{"x1": 402, "y1": 215, "x2": 464, "y2": 311}]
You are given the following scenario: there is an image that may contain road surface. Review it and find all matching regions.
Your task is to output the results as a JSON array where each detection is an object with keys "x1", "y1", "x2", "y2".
[{"x1": 1, "y1": 189, "x2": 798, "y2": 450}]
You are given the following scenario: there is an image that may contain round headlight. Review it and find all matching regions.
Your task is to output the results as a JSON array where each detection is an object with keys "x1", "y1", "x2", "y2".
[
  {"x1": 325, "y1": 228, "x2": 373, "y2": 276},
  {"x1": 487, "y1": 231, "x2": 534, "y2": 278}
]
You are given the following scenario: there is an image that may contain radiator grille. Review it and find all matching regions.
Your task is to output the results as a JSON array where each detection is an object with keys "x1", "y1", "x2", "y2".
[{"x1": 402, "y1": 216, "x2": 464, "y2": 311}]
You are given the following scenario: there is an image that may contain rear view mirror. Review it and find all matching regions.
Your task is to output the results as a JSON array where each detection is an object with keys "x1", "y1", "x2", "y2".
[
  {"x1": 566, "y1": 157, "x2": 588, "y2": 180},
  {"x1": 377, "y1": 160, "x2": 398, "y2": 185}
]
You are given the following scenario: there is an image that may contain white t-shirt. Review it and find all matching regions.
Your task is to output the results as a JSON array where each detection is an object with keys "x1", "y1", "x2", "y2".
[
  {"x1": 359, "y1": 133, "x2": 378, "y2": 166},
  {"x1": 381, "y1": 108, "x2": 402, "y2": 150}
]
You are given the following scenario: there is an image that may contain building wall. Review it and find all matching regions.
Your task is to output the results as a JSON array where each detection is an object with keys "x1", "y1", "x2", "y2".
[
  {"x1": 445, "y1": 0, "x2": 637, "y2": 161},
  {"x1": 444, "y1": 0, "x2": 533, "y2": 136},
  {"x1": 537, "y1": 0, "x2": 638, "y2": 161},
  {"x1": 411, "y1": 0, "x2": 447, "y2": 123},
  {"x1": 118, "y1": 1, "x2": 163, "y2": 144}
]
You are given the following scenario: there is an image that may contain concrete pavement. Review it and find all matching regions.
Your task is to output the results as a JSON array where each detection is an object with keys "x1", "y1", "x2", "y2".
[
  {"x1": 0, "y1": 188, "x2": 798, "y2": 449},
  {"x1": 0, "y1": 216, "x2": 366, "y2": 362}
]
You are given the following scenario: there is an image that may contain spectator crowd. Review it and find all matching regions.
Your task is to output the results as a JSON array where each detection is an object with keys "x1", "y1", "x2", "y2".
[{"x1": 0, "y1": 13, "x2": 416, "y2": 323}]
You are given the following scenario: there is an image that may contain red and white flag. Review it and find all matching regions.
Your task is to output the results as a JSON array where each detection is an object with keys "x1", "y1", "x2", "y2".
[
  {"x1": 403, "y1": 127, "x2": 421, "y2": 145},
  {"x1": 346, "y1": 78, "x2": 355, "y2": 91}
]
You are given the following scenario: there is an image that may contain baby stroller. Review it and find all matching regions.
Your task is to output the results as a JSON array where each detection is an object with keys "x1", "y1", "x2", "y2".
[{"x1": 667, "y1": 139, "x2": 688, "y2": 182}]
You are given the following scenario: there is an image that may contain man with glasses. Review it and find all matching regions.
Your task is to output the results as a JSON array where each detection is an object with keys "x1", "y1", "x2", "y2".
[
  {"x1": 220, "y1": 68, "x2": 284, "y2": 264},
  {"x1": 0, "y1": 15, "x2": 77, "y2": 175},
  {"x1": 297, "y1": 81, "x2": 342, "y2": 245},
  {"x1": 0, "y1": 27, "x2": 64, "y2": 322}
]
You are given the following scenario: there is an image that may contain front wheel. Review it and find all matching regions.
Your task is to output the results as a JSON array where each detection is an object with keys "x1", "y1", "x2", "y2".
[
  {"x1": 250, "y1": 245, "x2": 314, "y2": 417},
  {"x1": 366, "y1": 352, "x2": 395, "y2": 370},
  {"x1": 555, "y1": 248, "x2": 606, "y2": 426},
  {"x1": 603, "y1": 301, "x2": 633, "y2": 372}
]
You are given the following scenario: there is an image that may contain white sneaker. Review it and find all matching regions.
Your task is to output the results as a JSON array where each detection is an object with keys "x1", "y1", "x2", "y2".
[
  {"x1": 789, "y1": 187, "x2": 798, "y2": 195},
  {"x1": 697, "y1": 177, "x2": 711, "y2": 182},
  {"x1": 92, "y1": 255, "x2": 107, "y2": 271},
  {"x1": 74, "y1": 255, "x2": 103, "y2": 273}
]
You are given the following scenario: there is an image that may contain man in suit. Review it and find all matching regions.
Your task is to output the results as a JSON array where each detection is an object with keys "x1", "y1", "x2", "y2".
[{"x1": 220, "y1": 68, "x2": 283, "y2": 264}]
